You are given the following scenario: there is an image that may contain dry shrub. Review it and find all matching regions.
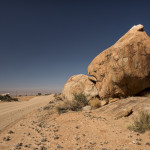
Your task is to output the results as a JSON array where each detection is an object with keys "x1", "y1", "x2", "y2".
[
  {"x1": 128, "y1": 111, "x2": 150, "y2": 133},
  {"x1": 73, "y1": 93, "x2": 88, "y2": 107},
  {"x1": 89, "y1": 97, "x2": 101, "y2": 108},
  {"x1": 56, "y1": 100, "x2": 76, "y2": 114},
  {"x1": 43, "y1": 104, "x2": 54, "y2": 110},
  {"x1": 54, "y1": 94, "x2": 62, "y2": 101},
  {"x1": 0, "y1": 95, "x2": 18, "y2": 102},
  {"x1": 105, "y1": 98, "x2": 109, "y2": 104},
  {"x1": 56, "y1": 93, "x2": 88, "y2": 114}
]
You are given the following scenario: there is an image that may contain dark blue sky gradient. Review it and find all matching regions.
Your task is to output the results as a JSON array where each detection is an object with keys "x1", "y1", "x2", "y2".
[{"x1": 0, "y1": 0, "x2": 150, "y2": 93}]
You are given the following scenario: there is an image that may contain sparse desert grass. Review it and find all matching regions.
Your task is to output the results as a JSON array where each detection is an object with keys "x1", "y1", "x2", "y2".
[
  {"x1": 73, "y1": 93, "x2": 88, "y2": 106},
  {"x1": 89, "y1": 97, "x2": 101, "y2": 108},
  {"x1": 56, "y1": 100, "x2": 76, "y2": 114},
  {"x1": 56, "y1": 93, "x2": 88, "y2": 114},
  {"x1": 128, "y1": 111, "x2": 150, "y2": 133},
  {"x1": 43, "y1": 105, "x2": 53, "y2": 110}
]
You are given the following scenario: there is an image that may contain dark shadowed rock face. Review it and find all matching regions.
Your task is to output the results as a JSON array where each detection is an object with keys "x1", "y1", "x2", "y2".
[{"x1": 88, "y1": 24, "x2": 150, "y2": 98}]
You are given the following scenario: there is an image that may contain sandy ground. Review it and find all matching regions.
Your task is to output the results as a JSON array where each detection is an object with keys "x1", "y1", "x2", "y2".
[
  {"x1": 0, "y1": 96, "x2": 150, "y2": 150},
  {"x1": 0, "y1": 95, "x2": 54, "y2": 132},
  {"x1": 14, "y1": 96, "x2": 36, "y2": 102}
]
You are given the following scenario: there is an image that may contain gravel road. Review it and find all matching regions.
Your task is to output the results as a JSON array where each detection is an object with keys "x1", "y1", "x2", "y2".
[{"x1": 0, "y1": 95, "x2": 53, "y2": 131}]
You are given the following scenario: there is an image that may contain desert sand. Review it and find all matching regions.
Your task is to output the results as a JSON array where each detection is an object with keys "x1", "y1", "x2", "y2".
[
  {"x1": 0, "y1": 95, "x2": 150, "y2": 150},
  {"x1": 0, "y1": 95, "x2": 54, "y2": 132}
]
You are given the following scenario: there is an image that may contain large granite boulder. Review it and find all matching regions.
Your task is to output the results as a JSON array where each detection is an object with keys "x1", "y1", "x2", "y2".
[
  {"x1": 88, "y1": 24, "x2": 150, "y2": 98},
  {"x1": 62, "y1": 74, "x2": 98, "y2": 101}
]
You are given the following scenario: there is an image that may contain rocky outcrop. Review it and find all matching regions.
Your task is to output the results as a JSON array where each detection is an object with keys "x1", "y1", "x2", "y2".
[
  {"x1": 99, "y1": 97, "x2": 150, "y2": 118},
  {"x1": 88, "y1": 24, "x2": 150, "y2": 98},
  {"x1": 62, "y1": 74, "x2": 98, "y2": 101}
]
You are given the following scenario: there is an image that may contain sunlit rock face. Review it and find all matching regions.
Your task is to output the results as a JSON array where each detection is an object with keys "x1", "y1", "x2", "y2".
[
  {"x1": 88, "y1": 24, "x2": 150, "y2": 98},
  {"x1": 62, "y1": 74, "x2": 98, "y2": 101}
]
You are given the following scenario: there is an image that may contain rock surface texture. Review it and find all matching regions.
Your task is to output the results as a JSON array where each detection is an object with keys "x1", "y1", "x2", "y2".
[
  {"x1": 62, "y1": 74, "x2": 98, "y2": 101},
  {"x1": 88, "y1": 24, "x2": 150, "y2": 98}
]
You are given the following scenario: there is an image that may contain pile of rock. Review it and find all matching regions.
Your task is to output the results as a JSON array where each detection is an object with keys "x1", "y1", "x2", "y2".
[
  {"x1": 62, "y1": 24, "x2": 150, "y2": 103},
  {"x1": 62, "y1": 74, "x2": 98, "y2": 102}
]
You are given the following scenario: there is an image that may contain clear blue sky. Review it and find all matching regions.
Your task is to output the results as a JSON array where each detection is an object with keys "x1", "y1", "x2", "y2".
[{"x1": 0, "y1": 0, "x2": 150, "y2": 94}]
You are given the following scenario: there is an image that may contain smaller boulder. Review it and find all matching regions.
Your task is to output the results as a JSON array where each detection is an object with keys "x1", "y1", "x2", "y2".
[
  {"x1": 109, "y1": 98, "x2": 120, "y2": 104},
  {"x1": 62, "y1": 74, "x2": 98, "y2": 101},
  {"x1": 115, "y1": 108, "x2": 133, "y2": 120},
  {"x1": 101, "y1": 100, "x2": 108, "y2": 106},
  {"x1": 82, "y1": 106, "x2": 92, "y2": 111}
]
